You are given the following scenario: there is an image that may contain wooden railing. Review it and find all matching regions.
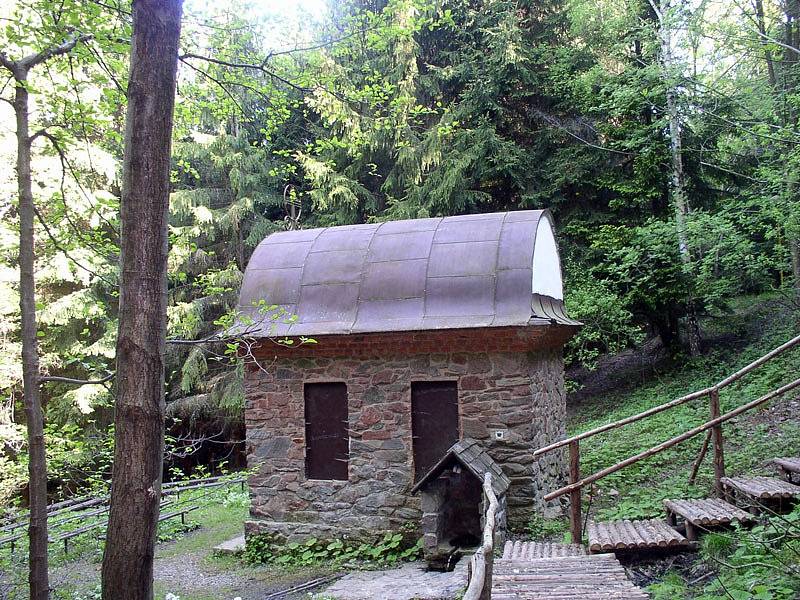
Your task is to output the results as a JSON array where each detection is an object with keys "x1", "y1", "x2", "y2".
[
  {"x1": 464, "y1": 472, "x2": 499, "y2": 600},
  {"x1": 0, "y1": 475, "x2": 245, "y2": 552},
  {"x1": 533, "y1": 333, "x2": 800, "y2": 544}
]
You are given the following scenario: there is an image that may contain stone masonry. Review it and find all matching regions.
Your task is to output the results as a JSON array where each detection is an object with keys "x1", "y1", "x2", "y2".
[{"x1": 244, "y1": 327, "x2": 568, "y2": 542}]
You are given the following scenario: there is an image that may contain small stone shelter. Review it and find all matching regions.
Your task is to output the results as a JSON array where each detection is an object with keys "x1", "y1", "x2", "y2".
[
  {"x1": 412, "y1": 438, "x2": 510, "y2": 567},
  {"x1": 237, "y1": 210, "x2": 579, "y2": 542}
]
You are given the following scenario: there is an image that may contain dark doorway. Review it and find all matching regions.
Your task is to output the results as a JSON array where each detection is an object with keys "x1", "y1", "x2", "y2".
[
  {"x1": 411, "y1": 381, "x2": 459, "y2": 481},
  {"x1": 305, "y1": 382, "x2": 349, "y2": 480},
  {"x1": 441, "y1": 469, "x2": 483, "y2": 549}
]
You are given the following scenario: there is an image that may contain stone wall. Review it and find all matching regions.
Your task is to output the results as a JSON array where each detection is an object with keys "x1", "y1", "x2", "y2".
[{"x1": 244, "y1": 338, "x2": 567, "y2": 541}]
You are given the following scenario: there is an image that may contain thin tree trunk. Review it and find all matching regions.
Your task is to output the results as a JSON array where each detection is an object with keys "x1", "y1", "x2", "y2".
[
  {"x1": 100, "y1": 1, "x2": 183, "y2": 599},
  {"x1": 791, "y1": 239, "x2": 800, "y2": 292},
  {"x1": 754, "y1": 0, "x2": 778, "y2": 87},
  {"x1": 757, "y1": 0, "x2": 800, "y2": 292},
  {"x1": 1, "y1": 33, "x2": 93, "y2": 600},
  {"x1": 655, "y1": 0, "x2": 701, "y2": 355},
  {"x1": 14, "y1": 70, "x2": 50, "y2": 600},
  {"x1": 784, "y1": 1, "x2": 800, "y2": 292}
]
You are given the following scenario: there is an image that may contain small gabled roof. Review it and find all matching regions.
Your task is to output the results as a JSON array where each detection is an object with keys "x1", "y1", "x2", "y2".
[
  {"x1": 236, "y1": 210, "x2": 579, "y2": 337},
  {"x1": 411, "y1": 438, "x2": 510, "y2": 498}
]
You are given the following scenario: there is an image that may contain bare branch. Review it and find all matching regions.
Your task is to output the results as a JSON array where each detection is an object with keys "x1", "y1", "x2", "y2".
[
  {"x1": 178, "y1": 57, "x2": 245, "y2": 114},
  {"x1": 179, "y1": 52, "x2": 309, "y2": 94},
  {"x1": 19, "y1": 34, "x2": 93, "y2": 71},
  {"x1": 40, "y1": 373, "x2": 114, "y2": 385},
  {"x1": 742, "y1": 21, "x2": 800, "y2": 57},
  {"x1": 32, "y1": 202, "x2": 115, "y2": 286},
  {"x1": 0, "y1": 51, "x2": 15, "y2": 73}
]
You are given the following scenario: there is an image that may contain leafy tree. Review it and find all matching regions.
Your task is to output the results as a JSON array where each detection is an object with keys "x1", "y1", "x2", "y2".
[{"x1": 0, "y1": 1, "x2": 127, "y2": 596}]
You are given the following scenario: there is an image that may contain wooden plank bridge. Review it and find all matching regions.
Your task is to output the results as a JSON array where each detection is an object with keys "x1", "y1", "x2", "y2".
[{"x1": 492, "y1": 542, "x2": 648, "y2": 599}]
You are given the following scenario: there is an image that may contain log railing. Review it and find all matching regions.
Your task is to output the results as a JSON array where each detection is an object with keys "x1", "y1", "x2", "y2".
[
  {"x1": 533, "y1": 333, "x2": 800, "y2": 544},
  {"x1": 464, "y1": 472, "x2": 499, "y2": 600}
]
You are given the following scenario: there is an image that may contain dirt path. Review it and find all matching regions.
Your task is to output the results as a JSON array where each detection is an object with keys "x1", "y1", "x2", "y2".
[
  {"x1": 44, "y1": 528, "x2": 337, "y2": 600},
  {"x1": 151, "y1": 532, "x2": 337, "y2": 600}
]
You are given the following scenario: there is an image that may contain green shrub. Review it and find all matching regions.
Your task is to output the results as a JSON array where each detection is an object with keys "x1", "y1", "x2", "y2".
[
  {"x1": 526, "y1": 513, "x2": 567, "y2": 539},
  {"x1": 696, "y1": 509, "x2": 800, "y2": 600},
  {"x1": 244, "y1": 531, "x2": 422, "y2": 567},
  {"x1": 648, "y1": 572, "x2": 688, "y2": 600},
  {"x1": 647, "y1": 507, "x2": 800, "y2": 599}
]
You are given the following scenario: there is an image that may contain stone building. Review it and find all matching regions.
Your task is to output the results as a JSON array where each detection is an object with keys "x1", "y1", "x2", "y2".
[{"x1": 237, "y1": 210, "x2": 579, "y2": 544}]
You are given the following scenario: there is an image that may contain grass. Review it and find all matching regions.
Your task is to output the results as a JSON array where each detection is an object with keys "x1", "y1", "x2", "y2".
[
  {"x1": 558, "y1": 294, "x2": 800, "y2": 598},
  {"x1": 569, "y1": 298, "x2": 800, "y2": 522},
  {"x1": 0, "y1": 478, "x2": 265, "y2": 600}
]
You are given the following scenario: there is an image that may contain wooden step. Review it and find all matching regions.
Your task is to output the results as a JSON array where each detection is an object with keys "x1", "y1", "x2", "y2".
[
  {"x1": 664, "y1": 498, "x2": 755, "y2": 526},
  {"x1": 492, "y1": 554, "x2": 649, "y2": 599},
  {"x1": 770, "y1": 457, "x2": 800, "y2": 482},
  {"x1": 721, "y1": 476, "x2": 800, "y2": 500},
  {"x1": 587, "y1": 518, "x2": 690, "y2": 554},
  {"x1": 502, "y1": 540, "x2": 586, "y2": 559},
  {"x1": 664, "y1": 498, "x2": 754, "y2": 540}
]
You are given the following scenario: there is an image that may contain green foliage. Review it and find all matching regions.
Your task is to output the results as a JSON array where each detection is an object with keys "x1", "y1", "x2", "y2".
[
  {"x1": 647, "y1": 572, "x2": 688, "y2": 600},
  {"x1": 1, "y1": 476, "x2": 250, "y2": 598},
  {"x1": 648, "y1": 509, "x2": 800, "y2": 600},
  {"x1": 564, "y1": 267, "x2": 645, "y2": 369},
  {"x1": 2, "y1": 0, "x2": 800, "y2": 534},
  {"x1": 156, "y1": 517, "x2": 200, "y2": 543},
  {"x1": 526, "y1": 513, "x2": 567, "y2": 539},
  {"x1": 244, "y1": 531, "x2": 423, "y2": 567}
]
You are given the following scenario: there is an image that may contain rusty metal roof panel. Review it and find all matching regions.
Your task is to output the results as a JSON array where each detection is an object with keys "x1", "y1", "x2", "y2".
[
  {"x1": 368, "y1": 230, "x2": 436, "y2": 262},
  {"x1": 360, "y1": 259, "x2": 427, "y2": 300},
  {"x1": 237, "y1": 210, "x2": 579, "y2": 336}
]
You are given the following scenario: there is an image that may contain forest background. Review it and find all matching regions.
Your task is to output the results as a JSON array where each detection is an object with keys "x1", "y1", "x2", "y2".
[{"x1": 0, "y1": 0, "x2": 798, "y2": 506}]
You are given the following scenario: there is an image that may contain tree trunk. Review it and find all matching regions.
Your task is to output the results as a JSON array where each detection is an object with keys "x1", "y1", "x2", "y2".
[
  {"x1": 783, "y1": 1, "x2": 800, "y2": 292},
  {"x1": 100, "y1": 1, "x2": 183, "y2": 599},
  {"x1": 655, "y1": 0, "x2": 701, "y2": 355},
  {"x1": 754, "y1": 0, "x2": 778, "y2": 88},
  {"x1": 14, "y1": 70, "x2": 50, "y2": 600}
]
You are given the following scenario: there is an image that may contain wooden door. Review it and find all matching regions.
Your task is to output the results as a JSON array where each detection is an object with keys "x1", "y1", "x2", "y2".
[
  {"x1": 411, "y1": 381, "x2": 459, "y2": 481},
  {"x1": 305, "y1": 382, "x2": 349, "y2": 480}
]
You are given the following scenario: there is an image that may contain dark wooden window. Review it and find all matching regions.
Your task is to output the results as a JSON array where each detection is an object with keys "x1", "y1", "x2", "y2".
[
  {"x1": 304, "y1": 383, "x2": 349, "y2": 480},
  {"x1": 411, "y1": 381, "x2": 459, "y2": 481}
]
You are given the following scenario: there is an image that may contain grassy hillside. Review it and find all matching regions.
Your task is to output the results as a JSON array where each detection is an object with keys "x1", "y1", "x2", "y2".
[
  {"x1": 566, "y1": 294, "x2": 800, "y2": 598},
  {"x1": 570, "y1": 294, "x2": 800, "y2": 521}
]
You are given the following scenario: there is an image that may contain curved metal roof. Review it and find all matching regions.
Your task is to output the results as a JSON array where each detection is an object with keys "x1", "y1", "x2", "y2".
[{"x1": 236, "y1": 210, "x2": 578, "y2": 337}]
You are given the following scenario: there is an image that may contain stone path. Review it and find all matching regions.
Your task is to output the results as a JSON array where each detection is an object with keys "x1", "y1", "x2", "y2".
[{"x1": 319, "y1": 559, "x2": 467, "y2": 600}]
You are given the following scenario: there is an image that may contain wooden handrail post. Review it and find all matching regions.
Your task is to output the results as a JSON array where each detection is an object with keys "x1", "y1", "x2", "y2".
[
  {"x1": 688, "y1": 429, "x2": 712, "y2": 485},
  {"x1": 464, "y1": 473, "x2": 498, "y2": 600},
  {"x1": 481, "y1": 552, "x2": 493, "y2": 600},
  {"x1": 569, "y1": 440, "x2": 582, "y2": 544},
  {"x1": 709, "y1": 388, "x2": 726, "y2": 496}
]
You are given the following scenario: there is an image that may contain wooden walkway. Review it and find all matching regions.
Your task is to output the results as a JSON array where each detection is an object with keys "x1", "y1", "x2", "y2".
[
  {"x1": 664, "y1": 498, "x2": 754, "y2": 541},
  {"x1": 493, "y1": 552, "x2": 649, "y2": 599},
  {"x1": 502, "y1": 540, "x2": 585, "y2": 559},
  {"x1": 491, "y1": 542, "x2": 649, "y2": 599},
  {"x1": 721, "y1": 476, "x2": 800, "y2": 500},
  {"x1": 587, "y1": 518, "x2": 690, "y2": 553}
]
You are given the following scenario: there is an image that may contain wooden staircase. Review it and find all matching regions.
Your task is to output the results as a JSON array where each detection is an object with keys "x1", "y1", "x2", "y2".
[
  {"x1": 487, "y1": 462, "x2": 800, "y2": 599},
  {"x1": 468, "y1": 335, "x2": 800, "y2": 599},
  {"x1": 664, "y1": 497, "x2": 754, "y2": 541},
  {"x1": 586, "y1": 464, "x2": 800, "y2": 554},
  {"x1": 587, "y1": 518, "x2": 691, "y2": 553}
]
